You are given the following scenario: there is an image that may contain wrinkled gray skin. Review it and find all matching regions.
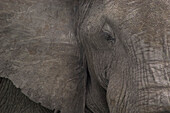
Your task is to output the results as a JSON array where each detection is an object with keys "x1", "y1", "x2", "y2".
[
  {"x1": 79, "y1": 0, "x2": 170, "y2": 113},
  {"x1": 0, "y1": 0, "x2": 170, "y2": 113},
  {"x1": 0, "y1": 78, "x2": 54, "y2": 113},
  {"x1": 0, "y1": 0, "x2": 85, "y2": 113}
]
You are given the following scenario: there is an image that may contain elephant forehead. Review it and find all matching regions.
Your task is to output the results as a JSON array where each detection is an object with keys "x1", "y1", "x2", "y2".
[{"x1": 105, "y1": 0, "x2": 170, "y2": 46}]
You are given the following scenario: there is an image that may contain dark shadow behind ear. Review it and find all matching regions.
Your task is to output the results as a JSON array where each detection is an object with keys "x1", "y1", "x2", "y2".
[{"x1": 0, "y1": 0, "x2": 86, "y2": 113}]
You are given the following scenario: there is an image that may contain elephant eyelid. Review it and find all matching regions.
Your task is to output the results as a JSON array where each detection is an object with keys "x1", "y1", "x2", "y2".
[
  {"x1": 102, "y1": 23, "x2": 112, "y2": 33},
  {"x1": 102, "y1": 26, "x2": 111, "y2": 34},
  {"x1": 102, "y1": 23, "x2": 116, "y2": 43}
]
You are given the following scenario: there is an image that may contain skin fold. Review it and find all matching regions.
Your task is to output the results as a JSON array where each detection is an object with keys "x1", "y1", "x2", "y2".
[
  {"x1": 78, "y1": 0, "x2": 170, "y2": 113},
  {"x1": 0, "y1": 78, "x2": 54, "y2": 113},
  {"x1": 0, "y1": 0, "x2": 170, "y2": 113}
]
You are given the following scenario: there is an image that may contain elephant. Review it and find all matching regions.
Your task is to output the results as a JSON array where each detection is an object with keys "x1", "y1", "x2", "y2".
[
  {"x1": 0, "y1": 0, "x2": 170, "y2": 113},
  {"x1": 0, "y1": 78, "x2": 54, "y2": 113},
  {"x1": 0, "y1": 0, "x2": 85, "y2": 113},
  {"x1": 78, "y1": 0, "x2": 170, "y2": 113}
]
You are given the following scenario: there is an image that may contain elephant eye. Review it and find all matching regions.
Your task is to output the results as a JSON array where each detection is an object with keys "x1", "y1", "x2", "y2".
[
  {"x1": 102, "y1": 23, "x2": 116, "y2": 45},
  {"x1": 104, "y1": 32, "x2": 116, "y2": 43}
]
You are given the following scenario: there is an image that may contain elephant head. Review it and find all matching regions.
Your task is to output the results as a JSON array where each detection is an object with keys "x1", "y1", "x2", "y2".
[
  {"x1": 0, "y1": 0, "x2": 86, "y2": 113},
  {"x1": 1, "y1": 0, "x2": 170, "y2": 113},
  {"x1": 77, "y1": 0, "x2": 170, "y2": 113}
]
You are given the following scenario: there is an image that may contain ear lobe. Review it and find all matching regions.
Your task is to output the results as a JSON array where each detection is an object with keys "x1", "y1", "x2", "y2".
[{"x1": 0, "y1": 0, "x2": 86, "y2": 112}]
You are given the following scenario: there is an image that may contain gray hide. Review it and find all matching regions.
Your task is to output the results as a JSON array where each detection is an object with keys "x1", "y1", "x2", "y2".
[{"x1": 0, "y1": 0, "x2": 86, "y2": 113}]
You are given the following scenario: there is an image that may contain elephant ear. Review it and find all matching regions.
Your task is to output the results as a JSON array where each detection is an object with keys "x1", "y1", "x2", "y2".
[{"x1": 0, "y1": 0, "x2": 86, "y2": 112}]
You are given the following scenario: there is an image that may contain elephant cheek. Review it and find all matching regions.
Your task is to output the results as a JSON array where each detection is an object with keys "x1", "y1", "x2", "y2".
[
  {"x1": 106, "y1": 60, "x2": 170, "y2": 113},
  {"x1": 106, "y1": 71, "x2": 127, "y2": 113}
]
